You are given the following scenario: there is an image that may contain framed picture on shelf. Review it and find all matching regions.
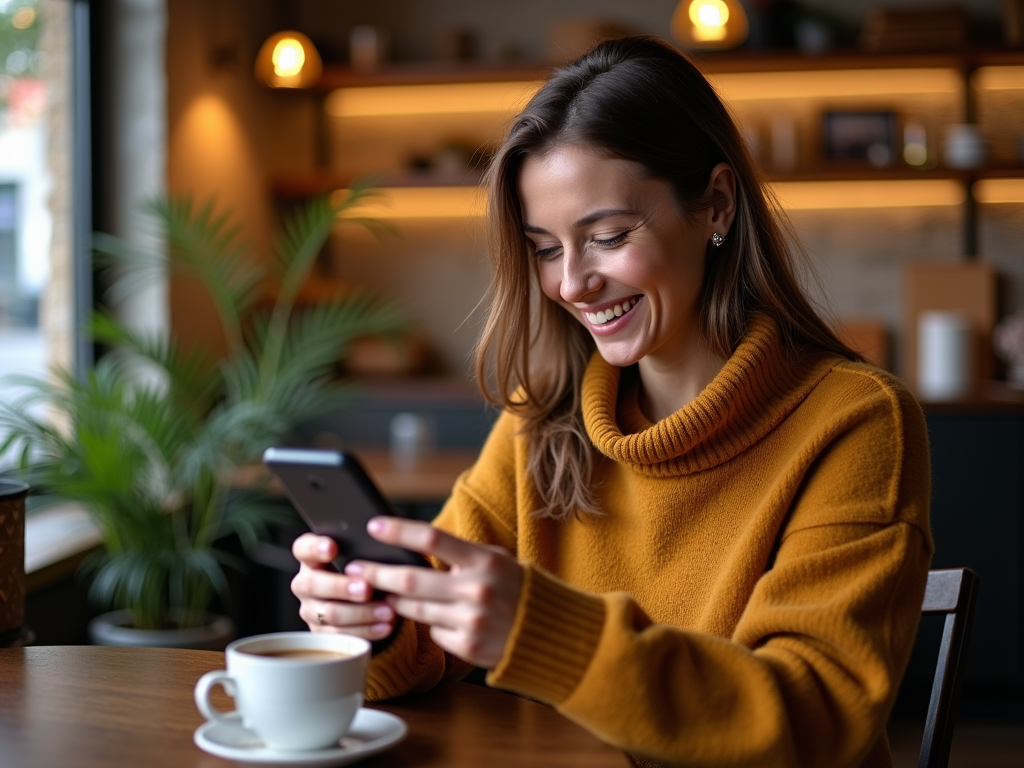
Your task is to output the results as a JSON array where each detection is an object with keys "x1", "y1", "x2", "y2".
[{"x1": 821, "y1": 110, "x2": 898, "y2": 167}]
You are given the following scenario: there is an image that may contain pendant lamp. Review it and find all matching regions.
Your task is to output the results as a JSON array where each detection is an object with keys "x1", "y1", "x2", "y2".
[
  {"x1": 254, "y1": 31, "x2": 322, "y2": 89},
  {"x1": 671, "y1": 0, "x2": 749, "y2": 50}
]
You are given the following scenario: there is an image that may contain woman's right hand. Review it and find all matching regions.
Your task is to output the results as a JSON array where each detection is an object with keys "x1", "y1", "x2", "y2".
[{"x1": 290, "y1": 533, "x2": 397, "y2": 639}]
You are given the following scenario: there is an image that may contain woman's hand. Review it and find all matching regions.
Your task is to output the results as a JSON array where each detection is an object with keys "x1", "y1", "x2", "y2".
[
  {"x1": 346, "y1": 517, "x2": 524, "y2": 669},
  {"x1": 290, "y1": 533, "x2": 397, "y2": 640}
]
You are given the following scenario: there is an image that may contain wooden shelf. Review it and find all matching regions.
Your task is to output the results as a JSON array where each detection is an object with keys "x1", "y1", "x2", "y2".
[
  {"x1": 291, "y1": 49, "x2": 1024, "y2": 245},
  {"x1": 691, "y1": 47, "x2": 1024, "y2": 74},
  {"x1": 919, "y1": 381, "x2": 1024, "y2": 413},
  {"x1": 316, "y1": 61, "x2": 550, "y2": 90},
  {"x1": 312, "y1": 48, "x2": 1024, "y2": 90}
]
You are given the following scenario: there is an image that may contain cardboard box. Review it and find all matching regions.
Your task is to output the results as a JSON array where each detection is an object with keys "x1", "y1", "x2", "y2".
[{"x1": 859, "y1": 8, "x2": 968, "y2": 53}]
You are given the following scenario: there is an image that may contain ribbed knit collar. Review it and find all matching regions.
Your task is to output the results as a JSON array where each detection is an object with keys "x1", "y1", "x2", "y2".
[{"x1": 581, "y1": 315, "x2": 836, "y2": 475}]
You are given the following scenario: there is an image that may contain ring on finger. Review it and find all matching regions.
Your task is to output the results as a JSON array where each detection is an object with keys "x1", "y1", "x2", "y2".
[{"x1": 317, "y1": 610, "x2": 326, "y2": 626}]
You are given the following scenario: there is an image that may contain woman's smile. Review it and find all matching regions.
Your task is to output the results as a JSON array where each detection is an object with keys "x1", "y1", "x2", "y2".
[{"x1": 582, "y1": 295, "x2": 642, "y2": 332}]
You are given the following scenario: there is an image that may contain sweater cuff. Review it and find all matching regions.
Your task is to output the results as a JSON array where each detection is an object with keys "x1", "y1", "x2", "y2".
[
  {"x1": 486, "y1": 564, "x2": 606, "y2": 704},
  {"x1": 366, "y1": 618, "x2": 443, "y2": 700}
]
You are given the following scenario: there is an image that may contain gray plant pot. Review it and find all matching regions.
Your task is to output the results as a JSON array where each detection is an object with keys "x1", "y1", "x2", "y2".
[{"x1": 88, "y1": 609, "x2": 235, "y2": 651}]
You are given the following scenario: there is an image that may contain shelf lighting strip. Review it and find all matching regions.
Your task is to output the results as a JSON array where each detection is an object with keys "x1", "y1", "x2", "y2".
[
  {"x1": 770, "y1": 180, "x2": 964, "y2": 209},
  {"x1": 325, "y1": 68, "x2": 965, "y2": 118},
  {"x1": 973, "y1": 66, "x2": 1024, "y2": 90},
  {"x1": 325, "y1": 81, "x2": 541, "y2": 118},
  {"x1": 332, "y1": 186, "x2": 487, "y2": 218},
  {"x1": 975, "y1": 179, "x2": 1024, "y2": 204},
  {"x1": 328, "y1": 178, "x2": 1024, "y2": 220},
  {"x1": 709, "y1": 68, "x2": 962, "y2": 100}
]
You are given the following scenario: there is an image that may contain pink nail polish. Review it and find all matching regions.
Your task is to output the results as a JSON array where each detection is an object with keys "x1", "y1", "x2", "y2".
[
  {"x1": 367, "y1": 519, "x2": 384, "y2": 534},
  {"x1": 347, "y1": 581, "x2": 366, "y2": 596},
  {"x1": 345, "y1": 562, "x2": 364, "y2": 575}
]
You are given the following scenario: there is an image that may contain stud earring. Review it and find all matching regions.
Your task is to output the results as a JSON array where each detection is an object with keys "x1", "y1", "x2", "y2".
[{"x1": 711, "y1": 232, "x2": 725, "y2": 247}]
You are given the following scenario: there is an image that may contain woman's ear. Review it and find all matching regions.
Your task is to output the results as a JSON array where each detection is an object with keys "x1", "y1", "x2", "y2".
[{"x1": 706, "y1": 162, "x2": 737, "y2": 238}]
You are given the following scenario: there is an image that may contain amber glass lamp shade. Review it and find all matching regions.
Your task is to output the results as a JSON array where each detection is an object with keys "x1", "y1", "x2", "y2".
[
  {"x1": 671, "y1": 0, "x2": 749, "y2": 50},
  {"x1": 254, "y1": 31, "x2": 323, "y2": 89}
]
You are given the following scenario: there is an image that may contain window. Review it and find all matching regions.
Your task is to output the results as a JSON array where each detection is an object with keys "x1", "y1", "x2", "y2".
[
  {"x1": 0, "y1": 1, "x2": 49, "y2": 397},
  {"x1": 0, "y1": 0, "x2": 87, "y2": 463}
]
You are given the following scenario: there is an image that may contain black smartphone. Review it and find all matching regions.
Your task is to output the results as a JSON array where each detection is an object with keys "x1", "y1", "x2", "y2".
[{"x1": 262, "y1": 446, "x2": 430, "y2": 571}]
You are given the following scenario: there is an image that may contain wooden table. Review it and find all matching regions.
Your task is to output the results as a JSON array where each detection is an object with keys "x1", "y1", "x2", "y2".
[{"x1": 0, "y1": 646, "x2": 631, "y2": 767}]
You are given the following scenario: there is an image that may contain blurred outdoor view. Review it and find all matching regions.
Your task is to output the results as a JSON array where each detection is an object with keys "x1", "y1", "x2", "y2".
[{"x1": 0, "y1": 0, "x2": 48, "y2": 463}]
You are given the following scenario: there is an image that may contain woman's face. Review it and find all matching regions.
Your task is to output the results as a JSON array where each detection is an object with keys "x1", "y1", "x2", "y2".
[{"x1": 518, "y1": 144, "x2": 714, "y2": 372}]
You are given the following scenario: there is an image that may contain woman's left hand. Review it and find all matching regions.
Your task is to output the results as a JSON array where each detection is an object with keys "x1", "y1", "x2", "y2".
[{"x1": 344, "y1": 517, "x2": 523, "y2": 669}]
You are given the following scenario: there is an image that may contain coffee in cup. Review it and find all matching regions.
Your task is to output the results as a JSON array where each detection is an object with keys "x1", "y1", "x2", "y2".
[{"x1": 194, "y1": 631, "x2": 370, "y2": 751}]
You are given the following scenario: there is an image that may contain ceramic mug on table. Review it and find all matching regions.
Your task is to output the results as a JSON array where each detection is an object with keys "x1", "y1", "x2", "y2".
[{"x1": 194, "y1": 631, "x2": 371, "y2": 751}]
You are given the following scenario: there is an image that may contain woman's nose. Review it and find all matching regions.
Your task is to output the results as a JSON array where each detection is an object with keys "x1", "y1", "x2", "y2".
[{"x1": 560, "y1": 252, "x2": 601, "y2": 302}]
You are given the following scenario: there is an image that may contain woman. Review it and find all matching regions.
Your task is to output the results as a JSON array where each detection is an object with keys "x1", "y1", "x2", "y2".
[{"x1": 291, "y1": 36, "x2": 932, "y2": 768}]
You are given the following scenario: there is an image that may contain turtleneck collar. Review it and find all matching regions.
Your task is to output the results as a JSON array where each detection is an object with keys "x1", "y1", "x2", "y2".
[{"x1": 581, "y1": 315, "x2": 837, "y2": 476}]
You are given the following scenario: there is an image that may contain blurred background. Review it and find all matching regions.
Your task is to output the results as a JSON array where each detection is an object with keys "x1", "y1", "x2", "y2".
[{"x1": 1, "y1": 2, "x2": 1023, "y2": 765}]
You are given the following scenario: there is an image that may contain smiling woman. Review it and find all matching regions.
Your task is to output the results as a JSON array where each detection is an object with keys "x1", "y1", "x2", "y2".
[{"x1": 290, "y1": 36, "x2": 933, "y2": 768}]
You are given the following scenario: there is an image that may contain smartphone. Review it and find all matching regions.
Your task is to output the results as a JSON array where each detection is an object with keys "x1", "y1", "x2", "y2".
[{"x1": 262, "y1": 446, "x2": 430, "y2": 571}]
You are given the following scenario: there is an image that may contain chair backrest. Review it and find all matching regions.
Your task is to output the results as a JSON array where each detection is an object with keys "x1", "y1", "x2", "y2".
[{"x1": 917, "y1": 567, "x2": 979, "y2": 768}]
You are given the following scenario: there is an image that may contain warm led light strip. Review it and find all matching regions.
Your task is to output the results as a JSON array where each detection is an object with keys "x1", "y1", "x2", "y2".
[
  {"x1": 769, "y1": 180, "x2": 964, "y2": 209},
  {"x1": 710, "y1": 68, "x2": 960, "y2": 101},
  {"x1": 326, "y1": 81, "x2": 541, "y2": 117},
  {"x1": 325, "y1": 66, "x2": 980, "y2": 115},
  {"x1": 333, "y1": 186, "x2": 487, "y2": 218},
  {"x1": 973, "y1": 66, "x2": 1024, "y2": 90},
  {"x1": 331, "y1": 179, "x2": 974, "y2": 220},
  {"x1": 975, "y1": 179, "x2": 1024, "y2": 204}
]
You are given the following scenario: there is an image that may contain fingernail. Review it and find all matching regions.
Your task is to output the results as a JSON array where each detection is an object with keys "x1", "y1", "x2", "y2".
[
  {"x1": 347, "y1": 581, "x2": 367, "y2": 596},
  {"x1": 373, "y1": 605, "x2": 393, "y2": 621},
  {"x1": 371, "y1": 623, "x2": 391, "y2": 636},
  {"x1": 345, "y1": 562, "x2": 364, "y2": 575},
  {"x1": 317, "y1": 539, "x2": 332, "y2": 557},
  {"x1": 367, "y1": 518, "x2": 384, "y2": 534}
]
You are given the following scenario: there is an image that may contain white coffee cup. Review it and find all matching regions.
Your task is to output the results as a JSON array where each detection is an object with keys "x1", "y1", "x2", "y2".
[{"x1": 194, "y1": 632, "x2": 370, "y2": 752}]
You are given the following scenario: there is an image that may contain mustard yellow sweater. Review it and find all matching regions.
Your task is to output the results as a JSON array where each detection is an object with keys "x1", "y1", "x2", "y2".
[{"x1": 367, "y1": 315, "x2": 933, "y2": 768}]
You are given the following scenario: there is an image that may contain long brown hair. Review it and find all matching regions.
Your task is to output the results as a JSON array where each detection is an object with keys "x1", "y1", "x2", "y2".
[{"x1": 475, "y1": 35, "x2": 860, "y2": 520}]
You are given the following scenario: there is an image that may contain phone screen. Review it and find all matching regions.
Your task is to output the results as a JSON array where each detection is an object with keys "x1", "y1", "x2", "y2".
[{"x1": 263, "y1": 447, "x2": 429, "y2": 570}]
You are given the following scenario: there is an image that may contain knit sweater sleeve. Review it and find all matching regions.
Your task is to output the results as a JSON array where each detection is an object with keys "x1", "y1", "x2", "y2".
[
  {"x1": 363, "y1": 410, "x2": 521, "y2": 701},
  {"x1": 486, "y1": 376, "x2": 933, "y2": 767}
]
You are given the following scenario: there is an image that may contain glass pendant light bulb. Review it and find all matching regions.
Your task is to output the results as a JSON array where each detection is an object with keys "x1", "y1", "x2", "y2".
[
  {"x1": 672, "y1": 0, "x2": 749, "y2": 50},
  {"x1": 272, "y1": 38, "x2": 306, "y2": 78},
  {"x1": 254, "y1": 31, "x2": 322, "y2": 89}
]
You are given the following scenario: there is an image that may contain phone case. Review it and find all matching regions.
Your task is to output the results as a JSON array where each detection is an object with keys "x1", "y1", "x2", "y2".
[{"x1": 262, "y1": 447, "x2": 429, "y2": 570}]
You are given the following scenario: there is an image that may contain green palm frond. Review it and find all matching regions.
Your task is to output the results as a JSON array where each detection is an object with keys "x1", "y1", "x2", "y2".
[
  {"x1": 143, "y1": 196, "x2": 266, "y2": 352},
  {"x1": 0, "y1": 185, "x2": 408, "y2": 629}
]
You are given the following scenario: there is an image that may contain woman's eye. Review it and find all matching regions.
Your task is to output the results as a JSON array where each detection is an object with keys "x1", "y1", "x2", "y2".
[
  {"x1": 594, "y1": 230, "x2": 629, "y2": 247},
  {"x1": 534, "y1": 244, "x2": 561, "y2": 259}
]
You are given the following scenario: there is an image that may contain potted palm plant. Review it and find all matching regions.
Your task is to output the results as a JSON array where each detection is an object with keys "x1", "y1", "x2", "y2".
[{"x1": 0, "y1": 188, "x2": 407, "y2": 647}]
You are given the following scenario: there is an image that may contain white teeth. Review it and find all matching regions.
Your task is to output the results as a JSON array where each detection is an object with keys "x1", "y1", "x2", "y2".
[{"x1": 585, "y1": 297, "x2": 636, "y2": 326}]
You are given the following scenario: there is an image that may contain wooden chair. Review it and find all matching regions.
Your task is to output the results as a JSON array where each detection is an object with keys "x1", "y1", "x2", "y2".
[{"x1": 917, "y1": 567, "x2": 979, "y2": 768}]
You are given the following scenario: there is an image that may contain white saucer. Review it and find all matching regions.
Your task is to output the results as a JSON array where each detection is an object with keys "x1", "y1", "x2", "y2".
[{"x1": 194, "y1": 708, "x2": 407, "y2": 767}]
